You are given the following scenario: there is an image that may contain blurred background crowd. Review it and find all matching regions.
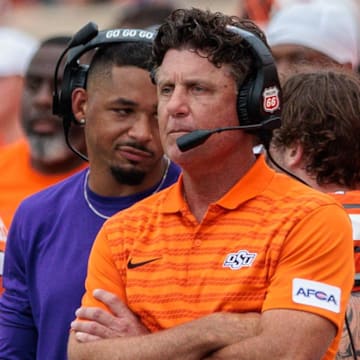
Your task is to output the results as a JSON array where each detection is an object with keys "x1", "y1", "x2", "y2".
[
  {"x1": 1, "y1": 0, "x2": 360, "y2": 188},
  {"x1": 0, "y1": 0, "x2": 360, "y2": 358},
  {"x1": 0, "y1": 0, "x2": 358, "y2": 40},
  {"x1": 1, "y1": 0, "x2": 360, "y2": 189}
]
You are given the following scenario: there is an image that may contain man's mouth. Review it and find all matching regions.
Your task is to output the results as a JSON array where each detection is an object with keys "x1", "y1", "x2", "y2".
[
  {"x1": 30, "y1": 119, "x2": 60, "y2": 135},
  {"x1": 116, "y1": 145, "x2": 152, "y2": 162}
]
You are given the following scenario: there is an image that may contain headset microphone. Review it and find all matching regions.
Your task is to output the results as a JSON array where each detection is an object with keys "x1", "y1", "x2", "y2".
[
  {"x1": 67, "y1": 21, "x2": 99, "y2": 48},
  {"x1": 177, "y1": 124, "x2": 264, "y2": 152}
]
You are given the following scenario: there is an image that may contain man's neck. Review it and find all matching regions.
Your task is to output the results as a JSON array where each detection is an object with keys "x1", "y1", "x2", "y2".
[{"x1": 182, "y1": 154, "x2": 257, "y2": 222}]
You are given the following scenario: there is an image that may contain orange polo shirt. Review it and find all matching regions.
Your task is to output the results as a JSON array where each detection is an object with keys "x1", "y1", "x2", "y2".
[
  {"x1": 0, "y1": 139, "x2": 87, "y2": 228},
  {"x1": 82, "y1": 156, "x2": 354, "y2": 360}
]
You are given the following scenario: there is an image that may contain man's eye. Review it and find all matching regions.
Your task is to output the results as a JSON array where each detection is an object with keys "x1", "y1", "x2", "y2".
[
  {"x1": 26, "y1": 78, "x2": 42, "y2": 91},
  {"x1": 159, "y1": 86, "x2": 172, "y2": 95},
  {"x1": 114, "y1": 108, "x2": 133, "y2": 116},
  {"x1": 193, "y1": 85, "x2": 205, "y2": 93}
]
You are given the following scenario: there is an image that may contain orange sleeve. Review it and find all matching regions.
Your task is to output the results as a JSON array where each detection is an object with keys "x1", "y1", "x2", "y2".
[
  {"x1": 81, "y1": 221, "x2": 127, "y2": 313},
  {"x1": 263, "y1": 203, "x2": 354, "y2": 330}
]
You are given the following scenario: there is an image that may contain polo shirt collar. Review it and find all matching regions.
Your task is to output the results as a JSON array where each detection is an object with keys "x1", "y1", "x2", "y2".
[
  {"x1": 162, "y1": 155, "x2": 275, "y2": 213},
  {"x1": 218, "y1": 155, "x2": 275, "y2": 209}
]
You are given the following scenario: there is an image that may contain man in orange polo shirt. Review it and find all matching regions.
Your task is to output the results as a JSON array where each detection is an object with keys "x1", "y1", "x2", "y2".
[{"x1": 68, "y1": 8, "x2": 354, "y2": 360}]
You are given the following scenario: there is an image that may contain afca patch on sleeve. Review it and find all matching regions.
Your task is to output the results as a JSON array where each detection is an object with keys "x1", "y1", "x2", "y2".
[{"x1": 292, "y1": 278, "x2": 341, "y2": 313}]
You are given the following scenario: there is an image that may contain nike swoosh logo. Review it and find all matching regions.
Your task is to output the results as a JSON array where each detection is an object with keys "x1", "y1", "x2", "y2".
[{"x1": 127, "y1": 257, "x2": 161, "y2": 269}]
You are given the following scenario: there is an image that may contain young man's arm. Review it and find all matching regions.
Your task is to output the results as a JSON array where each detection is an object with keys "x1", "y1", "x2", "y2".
[{"x1": 0, "y1": 213, "x2": 38, "y2": 359}]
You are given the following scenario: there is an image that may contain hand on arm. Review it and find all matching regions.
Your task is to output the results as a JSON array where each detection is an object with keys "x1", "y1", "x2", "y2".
[
  {"x1": 68, "y1": 306, "x2": 261, "y2": 360},
  {"x1": 71, "y1": 289, "x2": 149, "y2": 342}
]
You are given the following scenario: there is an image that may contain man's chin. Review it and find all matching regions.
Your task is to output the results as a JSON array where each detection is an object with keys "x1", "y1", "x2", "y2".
[
  {"x1": 110, "y1": 166, "x2": 146, "y2": 186},
  {"x1": 28, "y1": 136, "x2": 76, "y2": 165}
]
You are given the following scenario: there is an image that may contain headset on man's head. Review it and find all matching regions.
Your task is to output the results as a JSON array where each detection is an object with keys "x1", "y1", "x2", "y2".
[
  {"x1": 52, "y1": 22, "x2": 156, "y2": 161},
  {"x1": 226, "y1": 25, "x2": 281, "y2": 135},
  {"x1": 171, "y1": 24, "x2": 282, "y2": 153}
]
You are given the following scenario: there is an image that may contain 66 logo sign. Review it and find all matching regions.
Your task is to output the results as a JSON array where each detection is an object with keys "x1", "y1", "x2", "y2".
[{"x1": 262, "y1": 86, "x2": 280, "y2": 113}]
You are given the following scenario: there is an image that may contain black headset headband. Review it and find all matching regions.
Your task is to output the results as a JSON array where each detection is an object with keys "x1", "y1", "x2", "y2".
[
  {"x1": 226, "y1": 25, "x2": 281, "y2": 133},
  {"x1": 66, "y1": 28, "x2": 155, "y2": 66}
]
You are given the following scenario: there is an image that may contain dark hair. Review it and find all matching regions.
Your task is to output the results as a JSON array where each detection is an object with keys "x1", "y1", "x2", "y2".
[
  {"x1": 87, "y1": 41, "x2": 153, "y2": 89},
  {"x1": 151, "y1": 7, "x2": 269, "y2": 85},
  {"x1": 271, "y1": 68, "x2": 360, "y2": 188}
]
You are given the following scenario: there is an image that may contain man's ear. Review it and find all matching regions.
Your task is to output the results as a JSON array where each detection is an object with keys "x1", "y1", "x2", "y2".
[
  {"x1": 72, "y1": 88, "x2": 88, "y2": 124},
  {"x1": 286, "y1": 141, "x2": 304, "y2": 169}
]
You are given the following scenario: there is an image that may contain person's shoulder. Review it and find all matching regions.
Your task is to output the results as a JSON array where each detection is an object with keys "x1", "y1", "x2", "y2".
[
  {"x1": 0, "y1": 138, "x2": 27, "y2": 151},
  {"x1": 263, "y1": 174, "x2": 351, "y2": 240},
  {"x1": 0, "y1": 138, "x2": 28, "y2": 160},
  {"x1": 268, "y1": 171, "x2": 342, "y2": 209},
  {"x1": 329, "y1": 189, "x2": 360, "y2": 204},
  {"x1": 9, "y1": 169, "x2": 87, "y2": 244},
  {"x1": 17, "y1": 169, "x2": 87, "y2": 212}
]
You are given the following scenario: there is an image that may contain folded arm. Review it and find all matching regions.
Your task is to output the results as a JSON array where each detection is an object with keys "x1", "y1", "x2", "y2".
[
  {"x1": 68, "y1": 289, "x2": 261, "y2": 360},
  {"x1": 68, "y1": 290, "x2": 335, "y2": 360},
  {"x1": 204, "y1": 309, "x2": 336, "y2": 360}
]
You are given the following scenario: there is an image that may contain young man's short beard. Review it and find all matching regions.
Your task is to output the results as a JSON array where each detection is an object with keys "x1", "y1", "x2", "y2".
[{"x1": 110, "y1": 166, "x2": 146, "y2": 186}]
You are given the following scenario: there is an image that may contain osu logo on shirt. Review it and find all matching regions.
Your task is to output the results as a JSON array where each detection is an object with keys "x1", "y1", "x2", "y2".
[{"x1": 223, "y1": 250, "x2": 257, "y2": 270}]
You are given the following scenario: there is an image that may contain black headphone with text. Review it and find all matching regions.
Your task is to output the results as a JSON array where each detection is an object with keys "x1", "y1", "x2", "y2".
[
  {"x1": 52, "y1": 22, "x2": 156, "y2": 160},
  {"x1": 226, "y1": 25, "x2": 281, "y2": 133}
]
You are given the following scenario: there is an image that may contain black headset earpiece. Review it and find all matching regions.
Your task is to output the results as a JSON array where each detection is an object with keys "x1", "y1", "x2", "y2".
[
  {"x1": 53, "y1": 21, "x2": 98, "y2": 120},
  {"x1": 226, "y1": 25, "x2": 281, "y2": 135},
  {"x1": 59, "y1": 63, "x2": 89, "y2": 128},
  {"x1": 52, "y1": 23, "x2": 156, "y2": 161}
]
